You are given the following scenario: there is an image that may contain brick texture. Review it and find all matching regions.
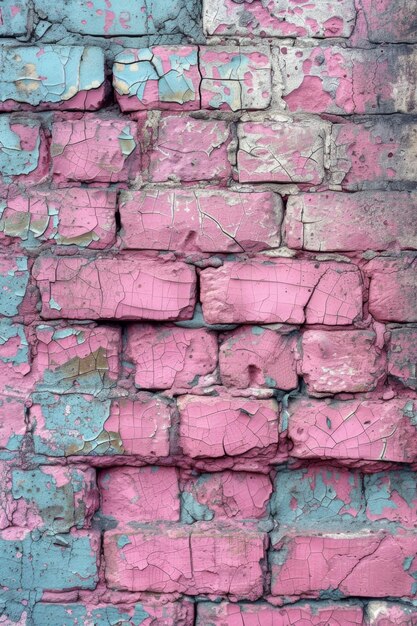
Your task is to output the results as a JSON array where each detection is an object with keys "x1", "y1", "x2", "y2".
[{"x1": 0, "y1": 0, "x2": 416, "y2": 623}]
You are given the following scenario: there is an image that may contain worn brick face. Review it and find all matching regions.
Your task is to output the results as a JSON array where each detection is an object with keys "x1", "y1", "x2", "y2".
[{"x1": 1, "y1": 0, "x2": 415, "y2": 622}]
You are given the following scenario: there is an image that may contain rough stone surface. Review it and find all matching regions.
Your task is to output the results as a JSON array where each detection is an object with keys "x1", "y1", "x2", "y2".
[
  {"x1": 119, "y1": 188, "x2": 282, "y2": 252},
  {"x1": 1, "y1": 0, "x2": 415, "y2": 621},
  {"x1": 284, "y1": 191, "x2": 417, "y2": 252},
  {"x1": 201, "y1": 259, "x2": 363, "y2": 325}
]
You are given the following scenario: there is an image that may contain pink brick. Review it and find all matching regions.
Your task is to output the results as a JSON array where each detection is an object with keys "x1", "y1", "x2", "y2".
[
  {"x1": 149, "y1": 115, "x2": 231, "y2": 183},
  {"x1": 203, "y1": 0, "x2": 356, "y2": 38},
  {"x1": 367, "y1": 602, "x2": 417, "y2": 625},
  {"x1": 113, "y1": 46, "x2": 200, "y2": 111},
  {"x1": 196, "y1": 601, "x2": 364, "y2": 625},
  {"x1": 200, "y1": 259, "x2": 363, "y2": 325},
  {"x1": 119, "y1": 188, "x2": 282, "y2": 252},
  {"x1": 330, "y1": 119, "x2": 417, "y2": 191},
  {"x1": 284, "y1": 191, "x2": 417, "y2": 252},
  {"x1": 280, "y1": 45, "x2": 416, "y2": 115},
  {"x1": 219, "y1": 327, "x2": 298, "y2": 391},
  {"x1": 388, "y1": 327, "x2": 417, "y2": 389},
  {"x1": 99, "y1": 466, "x2": 179, "y2": 524},
  {"x1": 33, "y1": 324, "x2": 121, "y2": 394},
  {"x1": 181, "y1": 471, "x2": 272, "y2": 521},
  {"x1": 200, "y1": 46, "x2": 271, "y2": 111},
  {"x1": 0, "y1": 115, "x2": 49, "y2": 185},
  {"x1": 0, "y1": 188, "x2": 116, "y2": 249},
  {"x1": 105, "y1": 397, "x2": 172, "y2": 457},
  {"x1": 237, "y1": 119, "x2": 326, "y2": 184},
  {"x1": 362, "y1": 0, "x2": 417, "y2": 43},
  {"x1": 271, "y1": 532, "x2": 417, "y2": 599},
  {"x1": 178, "y1": 395, "x2": 279, "y2": 461},
  {"x1": 104, "y1": 522, "x2": 266, "y2": 598},
  {"x1": 51, "y1": 117, "x2": 139, "y2": 183},
  {"x1": 288, "y1": 397, "x2": 417, "y2": 463},
  {"x1": 33, "y1": 256, "x2": 196, "y2": 321},
  {"x1": 125, "y1": 324, "x2": 218, "y2": 390},
  {"x1": 366, "y1": 256, "x2": 417, "y2": 322},
  {"x1": 300, "y1": 330, "x2": 386, "y2": 394}
]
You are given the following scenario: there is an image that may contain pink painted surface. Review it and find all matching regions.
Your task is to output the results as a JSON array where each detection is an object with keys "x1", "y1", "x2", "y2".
[
  {"x1": 119, "y1": 188, "x2": 282, "y2": 252},
  {"x1": 288, "y1": 397, "x2": 417, "y2": 463},
  {"x1": 33, "y1": 256, "x2": 196, "y2": 320},
  {"x1": 201, "y1": 259, "x2": 363, "y2": 325},
  {"x1": 125, "y1": 324, "x2": 218, "y2": 390}
]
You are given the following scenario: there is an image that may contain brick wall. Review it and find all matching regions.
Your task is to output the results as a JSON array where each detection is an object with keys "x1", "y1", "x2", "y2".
[{"x1": 1, "y1": 0, "x2": 417, "y2": 624}]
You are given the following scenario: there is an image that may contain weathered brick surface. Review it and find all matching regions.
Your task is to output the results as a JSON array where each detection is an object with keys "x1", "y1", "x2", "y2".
[
  {"x1": 284, "y1": 191, "x2": 417, "y2": 252},
  {"x1": 201, "y1": 259, "x2": 363, "y2": 325},
  {"x1": 120, "y1": 188, "x2": 282, "y2": 252},
  {"x1": 1, "y1": 0, "x2": 415, "y2": 621}
]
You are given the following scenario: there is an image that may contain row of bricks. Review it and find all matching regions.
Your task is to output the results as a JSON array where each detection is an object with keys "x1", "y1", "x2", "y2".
[
  {"x1": 3, "y1": 598, "x2": 416, "y2": 626},
  {"x1": 3, "y1": 521, "x2": 417, "y2": 600},
  {"x1": 2, "y1": 188, "x2": 417, "y2": 254},
  {"x1": 3, "y1": 463, "x2": 417, "y2": 532},
  {"x1": 1, "y1": 0, "x2": 414, "y2": 44},
  {"x1": 2, "y1": 253, "x2": 417, "y2": 324},
  {"x1": 0, "y1": 44, "x2": 417, "y2": 115},
  {"x1": 3, "y1": 390, "x2": 417, "y2": 466},
  {"x1": 2, "y1": 112, "x2": 416, "y2": 190},
  {"x1": 1, "y1": 320, "x2": 416, "y2": 396}
]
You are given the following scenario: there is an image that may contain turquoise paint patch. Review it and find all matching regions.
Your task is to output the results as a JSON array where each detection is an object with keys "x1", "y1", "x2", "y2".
[
  {"x1": 181, "y1": 491, "x2": 214, "y2": 523},
  {"x1": 0, "y1": 257, "x2": 29, "y2": 316},
  {"x1": 117, "y1": 534, "x2": 131, "y2": 548},
  {"x1": 34, "y1": 0, "x2": 202, "y2": 38},
  {"x1": 115, "y1": 47, "x2": 198, "y2": 105},
  {"x1": 0, "y1": 320, "x2": 28, "y2": 366},
  {"x1": 11, "y1": 467, "x2": 88, "y2": 533},
  {"x1": 271, "y1": 469, "x2": 365, "y2": 532},
  {"x1": 48, "y1": 297, "x2": 62, "y2": 311},
  {"x1": 365, "y1": 471, "x2": 417, "y2": 513},
  {"x1": 31, "y1": 392, "x2": 116, "y2": 456},
  {"x1": 32, "y1": 602, "x2": 150, "y2": 625},
  {"x1": 0, "y1": 532, "x2": 97, "y2": 591},
  {"x1": 0, "y1": 117, "x2": 41, "y2": 180},
  {"x1": 251, "y1": 326, "x2": 265, "y2": 335},
  {"x1": 0, "y1": 46, "x2": 104, "y2": 106}
]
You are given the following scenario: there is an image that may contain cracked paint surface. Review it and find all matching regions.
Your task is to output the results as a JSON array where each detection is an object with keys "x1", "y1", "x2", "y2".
[
  {"x1": 200, "y1": 259, "x2": 363, "y2": 325},
  {"x1": 149, "y1": 115, "x2": 231, "y2": 183},
  {"x1": 237, "y1": 118, "x2": 326, "y2": 183},
  {"x1": 99, "y1": 466, "x2": 180, "y2": 524},
  {"x1": 33, "y1": 255, "x2": 196, "y2": 320},
  {"x1": 200, "y1": 47, "x2": 271, "y2": 111},
  {"x1": 0, "y1": 46, "x2": 105, "y2": 111},
  {"x1": 203, "y1": 0, "x2": 356, "y2": 38},
  {"x1": 366, "y1": 255, "x2": 417, "y2": 322},
  {"x1": 51, "y1": 117, "x2": 139, "y2": 184},
  {"x1": 34, "y1": 0, "x2": 202, "y2": 38},
  {"x1": 284, "y1": 191, "x2": 417, "y2": 252},
  {"x1": 114, "y1": 46, "x2": 200, "y2": 111},
  {"x1": 288, "y1": 397, "x2": 417, "y2": 463},
  {"x1": 125, "y1": 324, "x2": 218, "y2": 391},
  {"x1": 279, "y1": 45, "x2": 417, "y2": 115},
  {"x1": 219, "y1": 326, "x2": 298, "y2": 391},
  {"x1": 178, "y1": 394, "x2": 279, "y2": 465},
  {"x1": 0, "y1": 188, "x2": 116, "y2": 249},
  {"x1": 0, "y1": 0, "x2": 415, "y2": 620},
  {"x1": 120, "y1": 188, "x2": 282, "y2": 252},
  {"x1": 300, "y1": 330, "x2": 386, "y2": 395},
  {"x1": 0, "y1": 115, "x2": 48, "y2": 185},
  {"x1": 104, "y1": 522, "x2": 266, "y2": 598},
  {"x1": 271, "y1": 532, "x2": 417, "y2": 599},
  {"x1": 181, "y1": 470, "x2": 272, "y2": 522}
]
